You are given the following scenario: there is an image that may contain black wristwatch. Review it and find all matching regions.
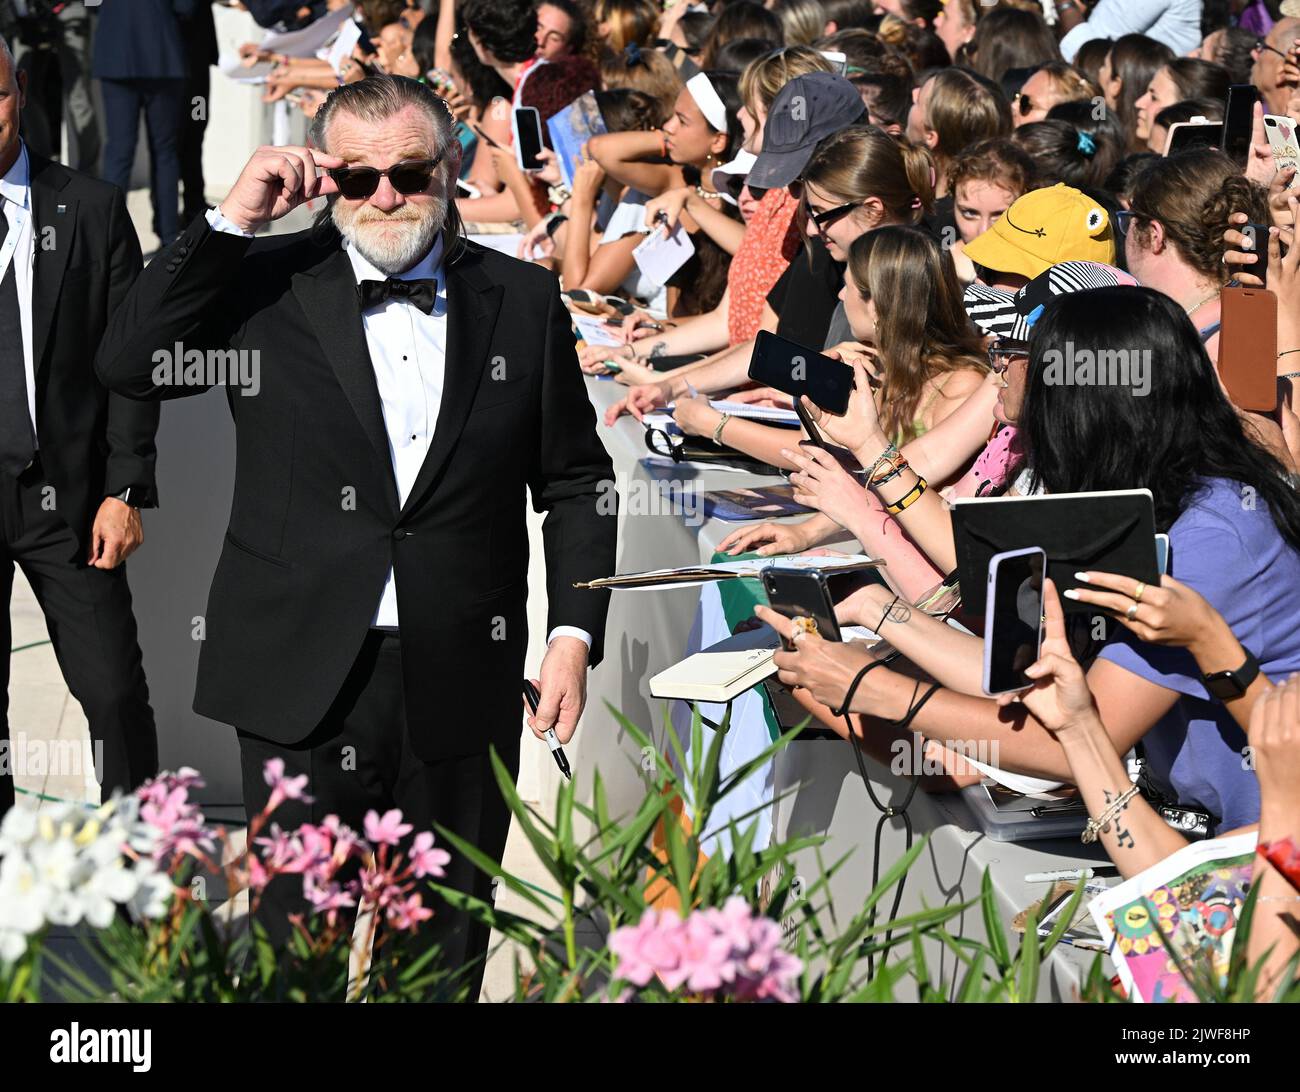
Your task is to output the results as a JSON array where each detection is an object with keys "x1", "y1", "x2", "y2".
[{"x1": 1200, "y1": 648, "x2": 1261, "y2": 701}]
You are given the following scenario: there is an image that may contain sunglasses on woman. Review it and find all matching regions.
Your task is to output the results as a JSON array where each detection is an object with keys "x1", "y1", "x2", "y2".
[
  {"x1": 327, "y1": 154, "x2": 443, "y2": 200},
  {"x1": 800, "y1": 192, "x2": 863, "y2": 229},
  {"x1": 1013, "y1": 92, "x2": 1036, "y2": 117},
  {"x1": 988, "y1": 338, "x2": 1030, "y2": 373}
]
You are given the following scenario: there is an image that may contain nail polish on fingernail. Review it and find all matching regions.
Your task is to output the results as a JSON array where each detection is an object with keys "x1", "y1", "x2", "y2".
[
  {"x1": 1073, "y1": 571, "x2": 1089, "y2": 581},
  {"x1": 1063, "y1": 589, "x2": 1080, "y2": 600}
]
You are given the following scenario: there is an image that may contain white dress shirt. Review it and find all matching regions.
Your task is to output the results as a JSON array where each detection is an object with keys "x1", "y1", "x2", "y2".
[
  {"x1": 207, "y1": 206, "x2": 591, "y2": 650},
  {"x1": 1, "y1": 142, "x2": 37, "y2": 448}
]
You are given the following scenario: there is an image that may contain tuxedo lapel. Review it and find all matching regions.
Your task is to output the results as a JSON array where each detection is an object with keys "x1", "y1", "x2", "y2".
[
  {"x1": 28, "y1": 157, "x2": 75, "y2": 378},
  {"x1": 399, "y1": 246, "x2": 501, "y2": 518},
  {"x1": 291, "y1": 244, "x2": 400, "y2": 512}
]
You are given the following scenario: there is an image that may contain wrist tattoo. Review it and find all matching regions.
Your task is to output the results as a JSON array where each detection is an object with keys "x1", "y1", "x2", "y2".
[{"x1": 648, "y1": 341, "x2": 668, "y2": 361}]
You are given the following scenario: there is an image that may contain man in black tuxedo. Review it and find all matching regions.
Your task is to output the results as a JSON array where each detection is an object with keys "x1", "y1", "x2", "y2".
[
  {"x1": 95, "y1": 75, "x2": 616, "y2": 996},
  {"x1": 0, "y1": 36, "x2": 159, "y2": 816}
]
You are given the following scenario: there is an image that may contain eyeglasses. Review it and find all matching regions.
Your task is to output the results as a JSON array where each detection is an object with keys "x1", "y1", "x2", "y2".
[
  {"x1": 1256, "y1": 39, "x2": 1288, "y2": 61},
  {"x1": 988, "y1": 339, "x2": 1030, "y2": 374},
  {"x1": 800, "y1": 191, "x2": 863, "y2": 229},
  {"x1": 328, "y1": 154, "x2": 443, "y2": 199},
  {"x1": 1115, "y1": 209, "x2": 1150, "y2": 237}
]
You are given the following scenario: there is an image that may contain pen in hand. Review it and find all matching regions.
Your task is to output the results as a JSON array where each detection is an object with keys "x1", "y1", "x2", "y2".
[{"x1": 522, "y1": 679, "x2": 572, "y2": 780}]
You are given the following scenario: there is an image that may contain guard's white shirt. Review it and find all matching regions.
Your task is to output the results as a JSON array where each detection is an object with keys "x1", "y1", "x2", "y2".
[
  {"x1": 207, "y1": 206, "x2": 590, "y2": 649},
  {"x1": 0, "y1": 142, "x2": 37, "y2": 446}
]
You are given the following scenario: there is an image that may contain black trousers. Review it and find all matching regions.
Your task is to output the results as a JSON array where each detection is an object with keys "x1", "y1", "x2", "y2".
[
  {"x1": 179, "y1": 63, "x2": 210, "y2": 225},
  {"x1": 0, "y1": 460, "x2": 156, "y2": 816},
  {"x1": 236, "y1": 631, "x2": 520, "y2": 1001}
]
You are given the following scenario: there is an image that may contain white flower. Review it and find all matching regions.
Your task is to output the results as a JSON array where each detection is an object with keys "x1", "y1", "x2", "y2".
[
  {"x1": 0, "y1": 929, "x2": 27, "y2": 963},
  {"x1": 0, "y1": 855, "x2": 53, "y2": 935},
  {"x1": 127, "y1": 862, "x2": 172, "y2": 921},
  {"x1": 28, "y1": 837, "x2": 79, "y2": 892},
  {"x1": 0, "y1": 804, "x2": 38, "y2": 853}
]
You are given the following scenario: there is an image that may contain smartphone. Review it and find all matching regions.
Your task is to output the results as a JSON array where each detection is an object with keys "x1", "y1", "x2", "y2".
[
  {"x1": 455, "y1": 177, "x2": 481, "y2": 199},
  {"x1": 1222, "y1": 85, "x2": 1260, "y2": 166},
  {"x1": 1264, "y1": 114, "x2": 1300, "y2": 188},
  {"x1": 1219, "y1": 286, "x2": 1279, "y2": 412},
  {"x1": 512, "y1": 106, "x2": 546, "y2": 172},
  {"x1": 1236, "y1": 221, "x2": 1270, "y2": 286},
  {"x1": 748, "y1": 330, "x2": 854, "y2": 415},
  {"x1": 760, "y1": 568, "x2": 842, "y2": 652},
  {"x1": 982, "y1": 547, "x2": 1046, "y2": 697},
  {"x1": 1155, "y1": 533, "x2": 1170, "y2": 576},
  {"x1": 1164, "y1": 120, "x2": 1223, "y2": 156}
]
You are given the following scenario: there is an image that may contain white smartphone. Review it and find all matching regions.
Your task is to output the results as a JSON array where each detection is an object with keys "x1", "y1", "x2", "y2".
[
  {"x1": 1263, "y1": 114, "x2": 1300, "y2": 188},
  {"x1": 982, "y1": 547, "x2": 1047, "y2": 697},
  {"x1": 1163, "y1": 118, "x2": 1222, "y2": 156},
  {"x1": 455, "y1": 177, "x2": 481, "y2": 199},
  {"x1": 512, "y1": 106, "x2": 546, "y2": 173},
  {"x1": 1155, "y1": 532, "x2": 1170, "y2": 576}
]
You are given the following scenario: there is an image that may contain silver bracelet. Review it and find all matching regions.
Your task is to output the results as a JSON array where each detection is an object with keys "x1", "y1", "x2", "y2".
[
  {"x1": 1081, "y1": 783, "x2": 1140, "y2": 844},
  {"x1": 712, "y1": 412, "x2": 732, "y2": 445}
]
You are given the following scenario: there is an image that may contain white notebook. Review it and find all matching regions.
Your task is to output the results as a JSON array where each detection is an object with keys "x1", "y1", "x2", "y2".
[{"x1": 649, "y1": 624, "x2": 877, "y2": 703}]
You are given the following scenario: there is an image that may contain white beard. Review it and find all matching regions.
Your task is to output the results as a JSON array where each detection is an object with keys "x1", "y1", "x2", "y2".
[{"x1": 332, "y1": 194, "x2": 446, "y2": 275}]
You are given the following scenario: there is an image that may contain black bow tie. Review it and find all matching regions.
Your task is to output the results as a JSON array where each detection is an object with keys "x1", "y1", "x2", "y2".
[{"x1": 358, "y1": 277, "x2": 438, "y2": 315}]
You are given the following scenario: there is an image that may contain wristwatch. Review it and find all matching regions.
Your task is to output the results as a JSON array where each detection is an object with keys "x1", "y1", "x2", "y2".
[
  {"x1": 1200, "y1": 648, "x2": 1261, "y2": 701},
  {"x1": 110, "y1": 486, "x2": 154, "y2": 509}
]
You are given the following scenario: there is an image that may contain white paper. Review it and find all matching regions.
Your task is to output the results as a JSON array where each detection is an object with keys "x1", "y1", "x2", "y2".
[
  {"x1": 964, "y1": 757, "x2": 1064, "y2": 795},
  {"x1": 261, "y1": 5, "x2": 355, "y2": 58},
  {"x1": 633, "y1": 224, "x2": 695, "y2": 287},
  {"x1": 571, "y1": 315, "x2": 623, "y2": 347},
  {"x1": 468, "y1": 232, "x2": 527, "y2": 259},
  {"x1": 325, "y1": 19, "x2": 363, "y2": 74},
  {"x1": 707, "y1": 400, "x2": 799, "y2": 424}
]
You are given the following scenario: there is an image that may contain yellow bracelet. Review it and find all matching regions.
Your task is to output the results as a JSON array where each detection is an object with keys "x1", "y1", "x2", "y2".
[{"x1": 884, "y1": 476, "x2": 928, "y2": 515}]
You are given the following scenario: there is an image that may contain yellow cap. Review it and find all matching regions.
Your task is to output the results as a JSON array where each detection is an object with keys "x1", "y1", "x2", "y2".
[{"x1": 964, "y1": 183, "x2": 1115, "y2": 280}]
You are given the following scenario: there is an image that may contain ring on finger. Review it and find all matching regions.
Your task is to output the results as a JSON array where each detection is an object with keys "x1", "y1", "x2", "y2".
[
  {"x1": 1126, "y1": 603, "x2": 1139, "y2": 621},
  {"x1": 1133, "y1": 581, "x2": 1146, "y2": 602}
]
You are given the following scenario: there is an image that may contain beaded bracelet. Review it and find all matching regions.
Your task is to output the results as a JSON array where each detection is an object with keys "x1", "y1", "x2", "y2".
[
  {"x1": 864, "y1": 441, "x2": 898, "y2": 480},
  {"x1": 871, "y1": 458, "x2": 912, "y2": 490},
  {"x1": 1081, "y1": 784, "x2": 1140, "y2": 844},
  {"x1": 869, "y1": 449, "x2": 907, "y2": 487}
]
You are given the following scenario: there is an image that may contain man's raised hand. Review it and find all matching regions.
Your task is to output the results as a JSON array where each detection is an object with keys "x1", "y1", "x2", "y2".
[{"x1": 220, "y1": 146, "x2": 344, "y2": 234}]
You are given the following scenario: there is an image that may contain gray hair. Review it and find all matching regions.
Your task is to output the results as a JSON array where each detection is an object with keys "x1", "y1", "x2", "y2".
[{"x1": 310, "y1": 76, "x2": 467, "y2": 262}]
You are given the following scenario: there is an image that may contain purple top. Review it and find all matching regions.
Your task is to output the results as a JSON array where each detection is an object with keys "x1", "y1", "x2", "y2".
[
  {"x1": 1238, "y1": 3, "x2": 1275, "y2": 36},
  {"x1": 1099, "y1": 477, "x2": 1300, "y2": 832}
]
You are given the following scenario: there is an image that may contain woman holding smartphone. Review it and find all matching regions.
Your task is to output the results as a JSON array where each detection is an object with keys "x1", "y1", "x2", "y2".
[{"x1": 761, "y1": 287, "x2": 1300, "y2": 842}]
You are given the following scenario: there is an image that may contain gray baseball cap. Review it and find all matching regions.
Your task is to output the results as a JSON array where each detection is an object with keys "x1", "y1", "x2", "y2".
[{"x1": 747, "y1": 73, "x2": 868, "y2": 191}]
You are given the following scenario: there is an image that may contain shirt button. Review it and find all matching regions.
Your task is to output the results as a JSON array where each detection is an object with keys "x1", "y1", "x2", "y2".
[{"x1": 393, "y1": 528, "x2": 410, "y2": 540}]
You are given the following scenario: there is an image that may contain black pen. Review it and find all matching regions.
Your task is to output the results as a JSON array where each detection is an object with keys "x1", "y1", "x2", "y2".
[{"x1": 522, "y1": 680, "x2": 572, "y2": 780}]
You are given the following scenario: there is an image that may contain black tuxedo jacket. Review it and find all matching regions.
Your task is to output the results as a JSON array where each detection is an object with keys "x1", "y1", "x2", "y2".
[
  {"x1": 27, "y1": 155, "x2": 158, "y2": 552},
  {"x1": 94, "y1": 215, "x2": 617, "y2": 760}
]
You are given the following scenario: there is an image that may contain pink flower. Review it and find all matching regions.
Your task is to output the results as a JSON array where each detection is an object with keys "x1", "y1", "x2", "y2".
[
  {"x1": 385, "y1": 892, "x2": 434, "y2": 932},
  {"x1": 364, "y1": 809, "x2": 412, "y2": 847},
  {"x1": 669, "y1": 913, "x2": 735, "y2": 993},
  {"x1": 263, "y1": 758, "x2": 312, "y2": 812},
  {"x1": 135, "y1": 771, "x2": 215, "y2": 862},
  {"x1": 610, "y1": 910, "x2": 686, "y2": 988},
  {"x1": 409, "y1": 831, "x2": 450, "y2": 879}
]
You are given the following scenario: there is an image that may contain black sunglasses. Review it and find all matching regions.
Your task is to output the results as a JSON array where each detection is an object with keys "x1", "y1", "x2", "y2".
[
  {"x1": 1014, "y1": 91, "x2": 1035, "y2": 117},
  {"x1": 328, "y1": 154, "x2": 443, "y2": 199},
  {"x1": 799, "y1": 191, "x2": 863, "y2": 229},
  {"x1": 988, "y1": 339, "x2": 1030, "y2": 373}
]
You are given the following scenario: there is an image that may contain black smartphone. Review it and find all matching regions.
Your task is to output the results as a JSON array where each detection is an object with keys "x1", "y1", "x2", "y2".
[
  {"x1": 748, "y1": 330, "x2": 854, "y2": 415},
  {"x1": 513, "y1": 106, "x2": 546, "y2": 172},
  {"x1": 1222, "y1": 84, "x2": 1259, "y2": 167},
  {"x1": 760, "y1": 568, "x2": 842, "y2": 652},
  {"x1": 981, "y1": 547, "x2": 1046, "y2": 696},
  {"x1": 1165, "y1": 120, "x2": 1223, "y2": 155},
  {"x1": 1238, "y1": 221, "x2": 1270, "y2": 286}
]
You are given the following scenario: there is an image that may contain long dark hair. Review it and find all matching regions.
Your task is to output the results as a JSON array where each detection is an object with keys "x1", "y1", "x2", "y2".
[{"x1": 1022, "y1": 287, "x2": 1300, "y2": 548}]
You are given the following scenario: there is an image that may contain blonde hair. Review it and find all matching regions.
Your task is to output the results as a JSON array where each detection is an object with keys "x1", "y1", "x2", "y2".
[{"x1": 738, "y1": 44, "x2": 834, "y2": 115}]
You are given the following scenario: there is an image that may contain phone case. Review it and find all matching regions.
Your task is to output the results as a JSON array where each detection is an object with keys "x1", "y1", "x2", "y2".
[
  {"x1": 512, "y1": 108, "x2": 545, "y2": 173},
  {"x1": 1264, "y1": 115, "x2": 1300, "y2": 187},
  {"x1": 982, "y1": 547, "x2": 1045, "y2": 696},
  {"x1": 1219, "y1": 287, "x2": 1278, "y2": 412}
]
